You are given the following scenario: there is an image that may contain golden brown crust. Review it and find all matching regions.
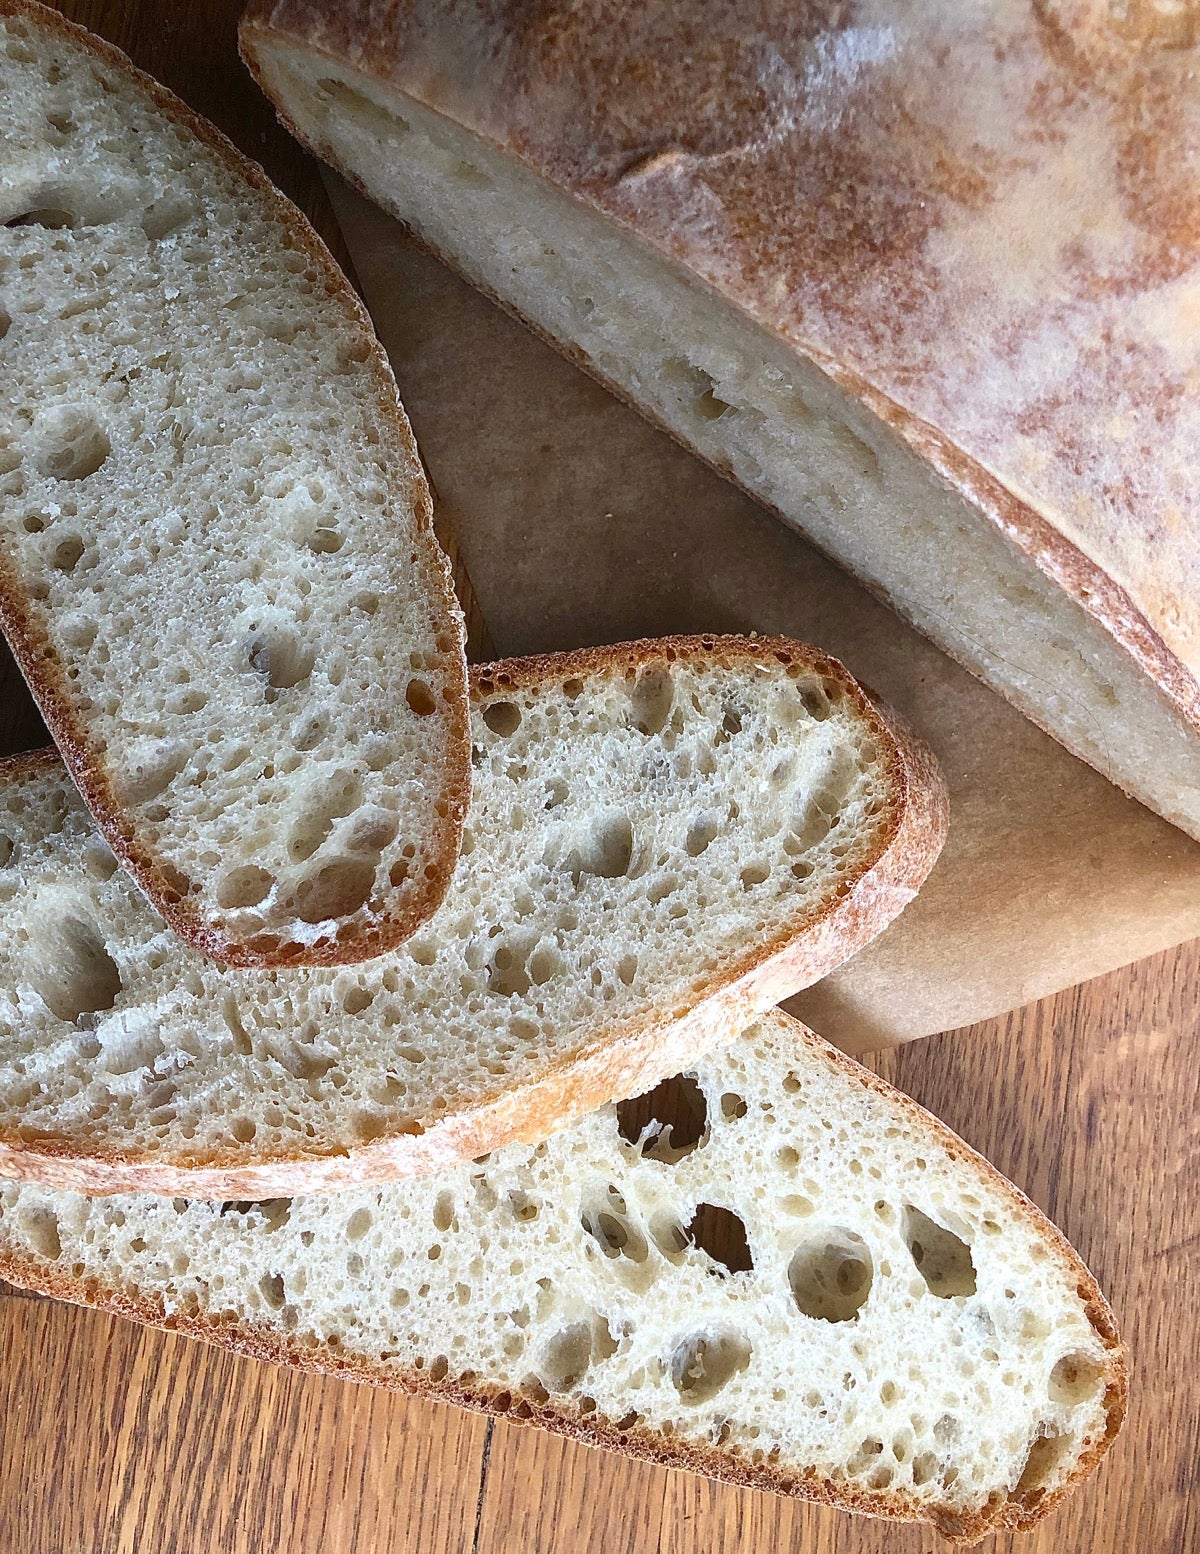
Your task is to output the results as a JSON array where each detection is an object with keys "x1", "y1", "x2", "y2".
[
  {"x1": 239, "y1": 0, "x2": 1200, "y2": 745},
  {"x1": 0, "y1": 0, "x2": 471, "y2": 968},
  {"x1": 0, "y1": 634, "x2": 947, "y2": 1196},
  {"x1": 0, "y1": 1011, "x2": 1125, "y2": 1541}
]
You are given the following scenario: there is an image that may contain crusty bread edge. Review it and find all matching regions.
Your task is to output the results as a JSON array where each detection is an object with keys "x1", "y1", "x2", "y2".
[
  {"x1": 0, "y1": 0, "x2": 472, "y2": 967},
  {"x1": 237, "y1": 12, "x2": 1200, "y2": 781},
  {"x1": 0, "y1": 633, "x2": 948, "y2": 1196},
  {"x1": 0, "y1": 1009, "x2": 1126, "y2": 1543}
]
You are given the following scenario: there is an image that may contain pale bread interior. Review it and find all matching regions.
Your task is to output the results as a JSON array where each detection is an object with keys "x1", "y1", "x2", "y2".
[
  {"x1": 0, "y1": 1011, "x2": 1122, "y2": 1539},
  {"x1": 0, "y1": 10, "x2": 467, "y2": 964},
  {"x1": 243, "y1": 40, "x2": 1200, "y2": 840},
  {"x1": 0, "y1": 640, "x2": 921, "y2": 1193}
]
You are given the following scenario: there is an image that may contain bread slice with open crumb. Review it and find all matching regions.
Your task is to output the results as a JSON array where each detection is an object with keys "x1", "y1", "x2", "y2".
[
  {"x1": 0, "y1": 1009, "x2": 1125, "y2": 1541},
  {"x1": 0, "y1": 634, "x2": 945, "y2": 1197},
  {"x1": 0, "y1": 1, "x2": 469, "y2": 966}
]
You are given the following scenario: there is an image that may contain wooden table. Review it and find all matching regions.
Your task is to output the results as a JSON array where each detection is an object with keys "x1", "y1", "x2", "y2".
[{"x1": 2, "y1": 5, "x2": 1198, "y2": 1551}]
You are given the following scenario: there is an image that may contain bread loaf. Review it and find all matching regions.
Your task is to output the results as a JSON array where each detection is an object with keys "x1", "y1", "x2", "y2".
[
  {"x1": 0, "y1": 635, "x2": 946, "y2": 1197},
  {"x1": 241, "y1": 0, "x2": 1200, "y2": 839},
  {"x1": 0, "y1": 1, "x2": 470, "y2": 966},
  {"x1": 0, "y1": 1010, "x2": 1126, "y2": 1541}
]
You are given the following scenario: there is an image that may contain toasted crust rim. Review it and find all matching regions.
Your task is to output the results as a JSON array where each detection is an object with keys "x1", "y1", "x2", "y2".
[
  {"x1": 0, "y1": 1010, "x2": 1127, "y2": 1542},
  {"x1": 0, "y1": 632, "x2": 947, "y2": 1195},
  {"x1": 0, "y1": 0, "x2": 471, "y2": 968}
]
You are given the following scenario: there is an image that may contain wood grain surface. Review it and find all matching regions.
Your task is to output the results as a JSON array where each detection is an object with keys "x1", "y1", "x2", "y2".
[{"x1": 1, "y1": 4, "x2": 1197, "y2": 1552}]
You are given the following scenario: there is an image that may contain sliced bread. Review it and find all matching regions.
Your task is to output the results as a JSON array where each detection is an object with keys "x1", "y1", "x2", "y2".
[
  {"x1": 240, "y1": 0, "x2": 1200, "y2": 840},
  {"x1": 0, "y1": 635, "x2": 946, "y2": 1197},
  {"x1": 0, "y1": 1010, "x2": 1126, "y2": 1541},
  {"x1": 0, "y1": 1, "x2": 469, "y2": 965}
]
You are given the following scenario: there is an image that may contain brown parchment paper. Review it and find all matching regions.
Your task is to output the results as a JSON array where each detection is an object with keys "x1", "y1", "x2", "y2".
[{"x1": 328, "y1": 178, "x2": 1200, "y2": 1055}]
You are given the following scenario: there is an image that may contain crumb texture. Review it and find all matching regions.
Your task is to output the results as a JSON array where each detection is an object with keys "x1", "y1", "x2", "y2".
[
  {"x1": 0, "y1": 7, "x2": 467, "y2": 963},
  {"x1": 0, "y1": 639, "x2": 924, "y2": 1191},
  {"x1": 0, "y1": 1012, "x2": 1124, "y2": 1538}
]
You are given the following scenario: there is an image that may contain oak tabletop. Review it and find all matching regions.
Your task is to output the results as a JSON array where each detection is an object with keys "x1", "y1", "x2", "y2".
[{"x1": 1, "y1": 5, "x2": 1197, "y2": 1553}]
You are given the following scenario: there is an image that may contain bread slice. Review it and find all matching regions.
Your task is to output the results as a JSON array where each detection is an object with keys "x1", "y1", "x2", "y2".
[
  {"x1": 0, "y1": 1, "x2": 469, "y2": 966},
  {"x1": 240, "y1": 0, "x2": 1200, "y2": 841},
  {"x1": 0, "y1": 634, "x2": 946, "y2": 1197},
  {"x1": 0, "y1": 1009, "x2": 1125, "y2": 1541}
]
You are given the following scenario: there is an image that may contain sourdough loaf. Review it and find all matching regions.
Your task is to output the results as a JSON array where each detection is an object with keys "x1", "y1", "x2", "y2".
[
  {"x1": 0, "y1": 1, "x2": 470, "y2": 965},
  {"x1": 241, "y1": 0, "x2": 1200, "y2": 839},
  {"x1": 0, "y1": 635, "x2": 946, "y2": 1197},
  {"x1": 0, "y1": 1010, "x2": 1126, "y2": 1541}
]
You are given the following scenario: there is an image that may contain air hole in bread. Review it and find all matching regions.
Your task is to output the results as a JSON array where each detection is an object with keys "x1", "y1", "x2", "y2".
[
  {"x1": 140, "y1": 195, "x2": 192, "y2": 241},
  {"x1": 670, "y1": 1329, "x2": 751, "y2": 1403},
  {"x1": 581, "y1": 1185, "x2": 648, "y2": 1263},
  {"x1": 286, "y1": 856, "x2": 374, "y2": 924},
  {"x1": 540, "y1": 1313, "x2": 617, "y2": 1392},
  {"x1": 216, "y1": 865, "x2": 273, "y2": 911},
  {"x1": 911, "y1": 1450, "x2": 938, "y2": 1486},
  {"x1": 629, "y1": 666, "x2": 674, "y2": 735},
  {"x1": 26, "y1": 909, "x2": 121, "y2": 1024},
  {"x1": 684, "y1": 1203, "x2": 753, "y2": 1275},
  {"x1": 43, "y1": 104, "x2": 75, "y2": 136},
  {"x1": 740, "y1": 862, "x2": 770, "y2": 890},
  {"x1": 246, "y1": 627, "x2": 314, "y2": 696},
  {"x1": 5, "y1": 206, "x2": 76, "y2": 229},
  {"x1": 0, "y1": 305, "x2": 9, "y2": 340},
  {"x1": 847, "y1": 1436, "x2": 885, "y2": 1478},
  {"x1": 1013, "y1": 1428, "x2": 1071, "y2": 1505},
  {"x1": 120, "y1": 740, "x2": 189, "y2": 805},
  {"x1": 482, "y1": 700, "x2": 521, "y2": 737},
  {"x1": 720, "y1": 1092, "x2": 747, "y2": 1121},
  {"x1": 616, "y1": 1073, "x2": 708, "y2": 1161},
  {"x1": 288, "y1": 771, "x2": 363, "y2": 862},
  {"x1": 800, "y1": 686, "x2": 832, "y2": 721},
  {"x1": 684, "y1": 814, "x2": 719, "y2": 857},
  {"x1": 561, "y1": 677, "x2": 584, "y2": 700},
  {"x1": 560, "y1": 811, "x2": 634, "y2": 885},
  {"x1": 903, "y1": 1206, "x2": 976, "y2": 1297},
  {"x1": 346, "y1": 1207, "x2": 372, "y2": 1241},
  {"x1": 33, "y1": 404, "x2": 110, "y2": 481},
  {"x1": 305, "y1": 523, "x2": 344, "y2": 554},
  {"x1": 485, "y1": 933, "x2": 558, "y2": 998},
  {"x1": 247, "y1": 1199, "x2": 292, "y2": 1233},
  {"x1": 18, "y1": 1204, "x2": 60, "y2": 1260},
  {"x1": 1048, "y1": 1350, "x2": 1105, "y2": 1406},
  {"x1": 166, "y1": 687, "x2": 208, "y2": 716},
  {"x1": 259, "y1": 1271, "x2": 286, "y2": 1309},
  {"x1": 789, "y1": 1228, "x2": 874, "y2": 1322},
  {"x1": 0, "y1": 835, "x2": 11, "y2": 868},
  {"x1": 664, "y1": 358, "x2": 734, "y2": 423},
  {"x1": 405, "y1": 678, "x2": 436, "y2": 716}
]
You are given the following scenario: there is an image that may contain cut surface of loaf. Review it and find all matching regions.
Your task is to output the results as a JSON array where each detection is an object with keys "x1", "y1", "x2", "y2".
[
  {"x1": 0, "y1": 1011, "x2": 1126, "y2": 1542},
  {"x1": 240, "y1": 0, "x2": 1200, "y2": 840},
  {"x1": 0, "y1": 1, "x2": 469, "y2": 965},
  {"x1": 0, "y1": 635, "x2": 946, "y2": 1197}
]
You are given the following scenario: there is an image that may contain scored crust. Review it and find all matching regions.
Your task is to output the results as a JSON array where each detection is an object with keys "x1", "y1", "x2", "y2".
[
  {"x1": 0, "y1": 1010, "x2": 1127, "y2": 1542},
  {"x1": 0, "y1": 0, "x2": 471, "y2": 967},
  {"x1": 0, "y1": 633, "x2": 947, "y2": 1197}
]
